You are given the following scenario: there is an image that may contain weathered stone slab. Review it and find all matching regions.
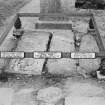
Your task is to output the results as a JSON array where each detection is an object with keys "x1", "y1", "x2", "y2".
[
  {"x1": 72, "y1": 20, "x2": 89, "y2": 33},
  {"x1": 64, "y1": 81, "x2": 104, "y2": 97},
  {"x1": 61, "y1": 0, "x2": 76, "y2": 13},
  {"x1": 35, "y1": 22, "x2": 72, "y2": 30},
  {"x1": 64, "y1": 79, "x2": 105, "y2": 105},
  {"x1": 20, "y1": 17, "x2": 38, "y2": 30},
  {"x1": 12, "y1": 88, "x2": 37, "y2": 105},
  {"x1": 0, "y1": 88, "x2": 14, "y2": 105},
  {"x1": 65, "y1": 96, "x2": 105, "y2": 105},
  {"x1": 0, "y1": 27, "x2": 16, "y2": 70},
  {"x1": 40, "y1": 0, "x2": 62, "y2": 13},
  {"x1": 79, "y1": 34, "x2": 101, "y2": 74},
  {"x1": 7, "y1": 32, "x2": 50, "y2": 75},
  {"x1": 47, "y1": 30, "x2": 77, "y2": 75},
  {"x1": 37, "y1": 87, "x2": 63, "y2": 104}
]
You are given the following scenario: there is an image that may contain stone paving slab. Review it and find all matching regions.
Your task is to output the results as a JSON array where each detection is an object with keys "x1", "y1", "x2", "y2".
[
  {"x1": 0, "y1": 88, "x2": 14, "y2": 105},
  {"x1": 65, "y1": 96, "x2": 105, "y2": 105},
  {"x1": 46, "y1": 30, "x2": 77, "y2": 75},
  {"x1": 6, "y1": 31, "x2": 50, "y2": 75}
]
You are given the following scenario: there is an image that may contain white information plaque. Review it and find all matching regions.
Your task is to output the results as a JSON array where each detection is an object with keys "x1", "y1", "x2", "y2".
[
  {"x1": 1, "y1": 52, "x2": 24, "y2": 58},
  {"x1": 71, "y1": 52, "x2": 95, "y2": 59},
  {"x1": 34, "y1": 52, "x2": 61, "y2": 59}
]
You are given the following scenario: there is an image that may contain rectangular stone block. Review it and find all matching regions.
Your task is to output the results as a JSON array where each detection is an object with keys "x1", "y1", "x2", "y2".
[{"x1": 35, "y1": 23, "x2": 72, "y2": 30}]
